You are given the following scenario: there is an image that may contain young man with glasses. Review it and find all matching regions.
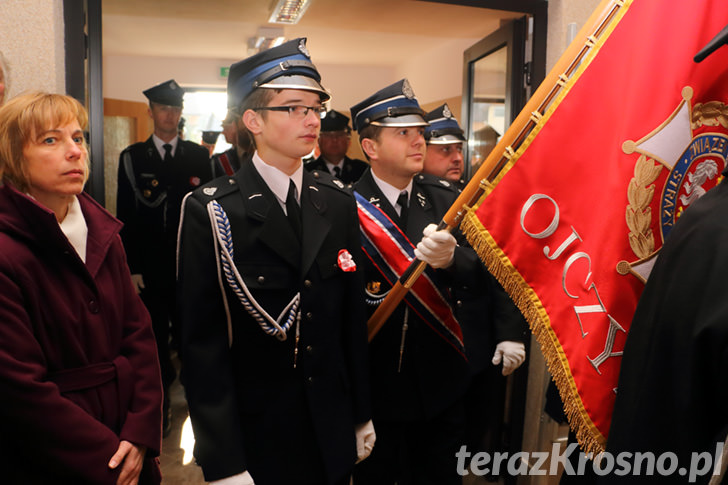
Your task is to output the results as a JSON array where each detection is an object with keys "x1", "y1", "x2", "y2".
[
  {"x1": 305, "y1": 109, "x2": 368, "y2": 184},
  {"x1": 176, "y1": 38, "x2": 374, "y2": 485}
]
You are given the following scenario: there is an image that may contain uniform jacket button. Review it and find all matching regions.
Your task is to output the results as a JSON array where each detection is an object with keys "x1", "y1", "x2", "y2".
[
  {"x1": 306, "y1": 376, "x2": 314, "y2": 384},
  {"x1": 304, "y1": 279, "x2": 312, "y2": 288},
  {"x1": 456, "y1": 300, "x2": 463, "y2": 307},
  {"x1": 306, "y1": 345, "x2": 313, "y2": 354},
  {"x1": 257, "y1": 275, "x2": 265, "y2": 284},
  {"x1": 305, "y1": 311, "x2": 313, "y2": 320},
  {"x1": 88, "y1": 299, "x2": 100, "y2": 314}
]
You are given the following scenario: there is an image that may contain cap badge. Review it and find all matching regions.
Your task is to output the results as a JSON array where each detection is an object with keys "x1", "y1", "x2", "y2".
[
  {"x1": 203, "y1": 187, "x2": 218, "y2": 196},
  {"x1": 169, "y1": 80, "x2": 179, "y2": 90},
  {"x1": 443, "y1": 105, "x2": 452, "y2": 118},
  {"x1": 298, "y1": 38, "x2": 310, "y2": 58},
  {"x1": 337, "y1": 249, "x2": 357, "y2": 272},
  {"x1": 402, "y1": 79, "x2": 415, "y2": 99}
]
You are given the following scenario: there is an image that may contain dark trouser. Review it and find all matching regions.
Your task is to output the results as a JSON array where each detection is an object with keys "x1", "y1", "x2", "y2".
[
  {"x1": 463, "y1": 365, "x2": 506, "y2": 457},
  {"x1": 353, "y1": 399, "x2": 465, "y2": 485}
]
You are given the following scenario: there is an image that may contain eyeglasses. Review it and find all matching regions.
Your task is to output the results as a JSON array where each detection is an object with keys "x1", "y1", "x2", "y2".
[{"x1": 254, "y1": 105, "x2": 327, "y2": 119}]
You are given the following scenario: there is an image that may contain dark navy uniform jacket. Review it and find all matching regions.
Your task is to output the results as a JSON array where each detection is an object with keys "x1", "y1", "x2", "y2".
[
  {"x1": 306, "y1": 155, "x2": 369, "y2": 185},
  {"x1": 353, "y1": 169, "x2": 477, "y2": 422},
  {"x1": 177, "y1": 161, "x2": 371, "y2": 484},
  {"x1": 116, "y1": 136, "x2": 212, "y2": 283}
]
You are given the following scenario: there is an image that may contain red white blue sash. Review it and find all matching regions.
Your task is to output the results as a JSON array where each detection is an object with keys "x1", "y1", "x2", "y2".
[{"x1": 354, "y1": 191, "x2": 466, "y2": 358}]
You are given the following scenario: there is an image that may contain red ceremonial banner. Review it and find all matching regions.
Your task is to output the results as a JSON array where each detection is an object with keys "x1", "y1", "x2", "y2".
[{"x1": 461, "y1": 0, "x2": 728, "y2": 453}]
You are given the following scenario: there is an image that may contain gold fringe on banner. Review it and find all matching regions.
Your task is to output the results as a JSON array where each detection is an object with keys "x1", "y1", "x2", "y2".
[{"x1": 461, "y1": 210, "x2": 606, "y2": 454}]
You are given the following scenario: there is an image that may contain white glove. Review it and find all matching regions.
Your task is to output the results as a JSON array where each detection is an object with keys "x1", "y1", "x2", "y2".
[
  {"x1": 414, "y1": 224, "x2": 457, "y2": 269},
  {"x1": 492, "y1": 341, "x2": 526, "y2": 376},
  {"x1": 355, "y1": 420, "x2": 376, "y2": 463},
  {"x1": 130, "y1": 274, "x2": 145, "y2": 294},
  {"x1": 209, "y1": 471, "x2": 255, "y2": 485}
]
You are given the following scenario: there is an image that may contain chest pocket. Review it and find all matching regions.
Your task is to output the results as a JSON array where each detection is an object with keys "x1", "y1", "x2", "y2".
[{"x1": 316, "y1": 249, "x2": 345, "y2": 281}]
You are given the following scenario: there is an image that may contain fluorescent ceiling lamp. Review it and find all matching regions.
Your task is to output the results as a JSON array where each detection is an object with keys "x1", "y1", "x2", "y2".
[
  {"x1": 269, "y1": 0, "x2": 312, "y2": 24},
  {"x1": 248, "y1": 26, "x2": 286, "y2": 55}
]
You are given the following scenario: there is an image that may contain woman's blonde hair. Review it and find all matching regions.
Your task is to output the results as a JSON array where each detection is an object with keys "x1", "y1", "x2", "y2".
[{"x1": 0, "y1": 91, "x2": 89, "y2": 192}]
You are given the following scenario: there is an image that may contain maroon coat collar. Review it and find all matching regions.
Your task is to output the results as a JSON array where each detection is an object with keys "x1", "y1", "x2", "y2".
[{"x1": 0, "y1": 182, "x2": 122, "y2": 278}]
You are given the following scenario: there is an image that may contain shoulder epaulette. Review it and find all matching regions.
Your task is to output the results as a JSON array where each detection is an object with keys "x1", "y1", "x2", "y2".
[
  {"x1": 414, "y1": 172, "x2": 458, "y2": 192},
  {"x1": 309, "y1": 170, "x2": 351, "y2": 193},
  {"x1": 193, "y1": 176, "x2": 239, "y2": 201}
]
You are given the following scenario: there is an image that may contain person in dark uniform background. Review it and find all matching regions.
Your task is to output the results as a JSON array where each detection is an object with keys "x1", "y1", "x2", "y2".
[
  {"x1": 305, "y1": 109, "x2": 368, "y2": 184},
  {"x1": 423, "y1": 103, "x2": 466, "y2": 187},
  {"x1": 423, "y1": 103, "x2": 528, "y2": 477},
  {"x1": 116, "y1": 79, "x2": 212, "y2": 437},
  {"x1": 211, "y1": 109, "x2": 252, "y2": 177},
  {"x1": 177, "y1": 38, "x2": 374, "y2": 485},
  {"x1": 350, "y1": 79, "x2": 481, "y2": 485}
]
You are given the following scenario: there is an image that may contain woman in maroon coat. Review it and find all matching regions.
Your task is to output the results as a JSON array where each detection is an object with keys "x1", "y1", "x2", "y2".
[{"x1": 0, "y1": 92, "x2": 163, "y2": 484}]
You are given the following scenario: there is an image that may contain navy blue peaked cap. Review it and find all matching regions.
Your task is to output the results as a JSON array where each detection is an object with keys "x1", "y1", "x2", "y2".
[
  {"x1": 424, "y1": 103, "x2": 465, "y2": 144},
  {"x1": 227, "y1": 37, "x2": 329, "y2": 111},
  {"x1": 320, "y1": 109, "x2": 351, "y2": 132},
  {"x1": 350, "y1": 79, "x2": 427, "y2": 132},
  {"x1": 143, "y1": 79, "x2": 185, "y2": 107}
]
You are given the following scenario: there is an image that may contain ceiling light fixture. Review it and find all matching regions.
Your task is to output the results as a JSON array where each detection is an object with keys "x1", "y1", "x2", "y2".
[
  {"x1": 268, "y1": 0, "x2": 313, "y2": 25},
  {"x1": 248, "y1": 26, "x2": 286, "y2": 55}
]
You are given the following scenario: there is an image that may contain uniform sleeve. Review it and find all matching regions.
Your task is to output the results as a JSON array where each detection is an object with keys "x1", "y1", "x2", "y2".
[
  {"x1": 489, "y1": 275, "x2": 529, "y2": 344},
  {"x1": 116, "y1": 150, "x2": 142, "y2": 274},
  {"x1": 176, "y1": 194, "x2": 248, "y2": 481},
  {"x1": 0, "y1": 255, "x2": 123, "y2": 483}
]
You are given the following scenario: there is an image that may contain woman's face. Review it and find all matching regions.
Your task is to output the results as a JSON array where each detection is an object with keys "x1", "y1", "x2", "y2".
[{"x1": 22, "y1": 120, "x2": 87, "y2": 204}]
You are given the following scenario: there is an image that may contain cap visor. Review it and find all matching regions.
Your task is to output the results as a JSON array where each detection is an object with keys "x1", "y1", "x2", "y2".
[
  {"x1": 427, "y1": 134, "x2": 466, "y2": 144},
  {"x1": 259, "y1": 75, "x2": 331, "y2": 102},
  {"x1": 370, "y1": 114, "x2": 428, "y2": 127}
]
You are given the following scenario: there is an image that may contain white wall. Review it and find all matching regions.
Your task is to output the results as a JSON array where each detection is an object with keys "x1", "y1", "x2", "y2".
[
  {"x1": 0, "y1": 0, "x2": 66, "y2": 98},
  {"x1": 547, "y1": 0, "x2": 603, "y2": 71}
]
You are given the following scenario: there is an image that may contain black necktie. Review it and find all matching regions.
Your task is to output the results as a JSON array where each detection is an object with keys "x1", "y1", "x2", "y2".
[
  {"x1": 333, "y1": 166, "x2": 342, "y2": 178},
  {"x1": 397, "y1": 191, "x2": 409, "y2": 229},
  {"x1": 286, "y1": 180, "x2": 302, "y2": 241},
  {"x1": 163, "y1": 143, "x2": 173, "y2": 163}
]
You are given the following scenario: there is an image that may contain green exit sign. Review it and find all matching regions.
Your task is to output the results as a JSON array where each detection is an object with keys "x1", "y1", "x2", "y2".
[{"x1": 220, "y1": 66, "x2": 230, "y2": 78}]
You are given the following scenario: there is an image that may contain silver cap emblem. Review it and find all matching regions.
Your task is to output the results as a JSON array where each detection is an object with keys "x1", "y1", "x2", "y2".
[
  {"x1": 298, "y1": 38, "x2": 310, "y2": 58},
  {"x1": 402, "y1": 79, "x2": 415, "y2": 99}
]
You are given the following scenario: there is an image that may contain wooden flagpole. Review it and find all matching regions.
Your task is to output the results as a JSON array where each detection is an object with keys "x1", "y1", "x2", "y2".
[{"x1": 367, "y1": 0, "x2": 626, "y2": 341}]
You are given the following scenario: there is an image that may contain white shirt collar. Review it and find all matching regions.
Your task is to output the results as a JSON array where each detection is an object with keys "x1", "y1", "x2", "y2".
[
  {"x1": 59, "y1": 195, "x2": 88, "y2": 263},
  {"x1": 323, "y1": 157, "x2": 345, "y2": 174},
  {"x1": 152, "y1": 134, "x2": 179, "y2": 159},
  {"x1": 251, "y1": 151, "x2": 303, "y2": 210},
  {"x1": 371, "y1": 171, "x2": 413, "y2": 215}
]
